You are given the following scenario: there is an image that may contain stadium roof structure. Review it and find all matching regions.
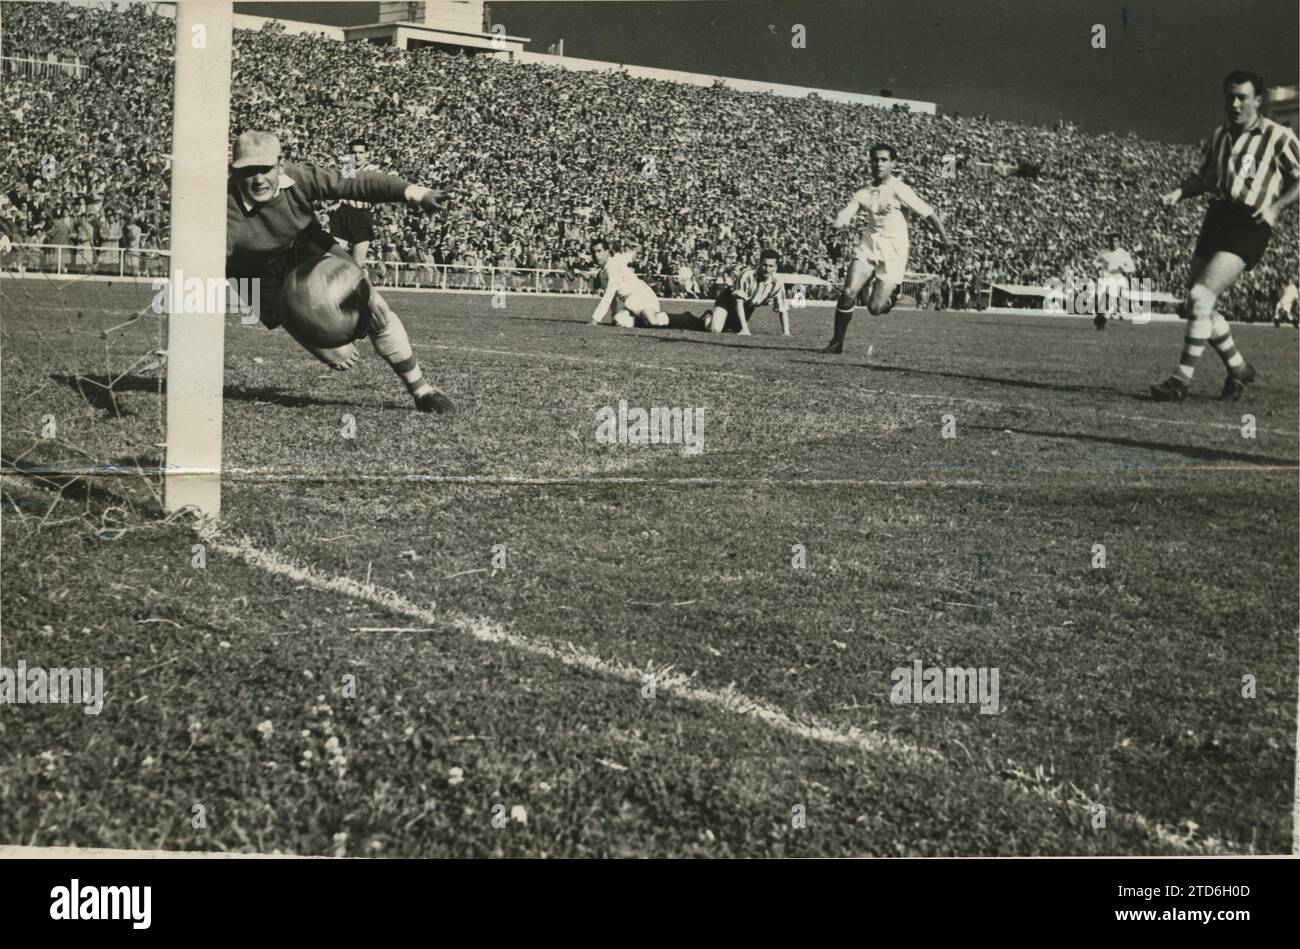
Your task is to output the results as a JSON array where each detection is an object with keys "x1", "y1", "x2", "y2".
[
  {"x1": 341, "y1": 20, "x2": 529, "y2": 56},
  {"x1": 60, "y1": 0, "x2": 931, "y2": 111},
  {"x1": 342, "y1": 1, "x2": 529, "y2": 56},
  {"x1": 57, "y1": 0, "x2": 531, "y2": 55},
  {"x1": 1263, "y1": 85, "x2": 1298, "y2": 134}
]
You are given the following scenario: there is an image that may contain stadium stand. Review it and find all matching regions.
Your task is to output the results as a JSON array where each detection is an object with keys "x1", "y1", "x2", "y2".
[{"x1": 1, "y1": 1, "x2": 1295, "y2": 316}]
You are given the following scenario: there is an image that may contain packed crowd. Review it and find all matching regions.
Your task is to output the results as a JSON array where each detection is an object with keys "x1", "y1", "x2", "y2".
[
  {"x1": 0, "y1": 2, "x2": 173, "y2": 274},
  {"x1": 2, "y1": 2, "x2": 1295, "y2": 315}
]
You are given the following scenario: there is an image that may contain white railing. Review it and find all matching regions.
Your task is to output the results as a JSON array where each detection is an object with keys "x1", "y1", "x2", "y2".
[
  {"x1": 1, "y1": 55, "x2": 89, "y2": 80},
  {"x1": 366, "y1": 261, "x2": 720, "y2": 297},
  {"x1": 364, "y1": 261, "x2": 850, "y2": 300},
  {"x1": 0, "y1": 242, "x2": 170, "y2": 277},
  {"x1": 1, "y1": 244, "x2": 928, "y2": 303}
]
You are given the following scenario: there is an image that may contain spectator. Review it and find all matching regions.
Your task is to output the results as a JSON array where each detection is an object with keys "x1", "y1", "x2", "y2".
[
  {"x1": 46, "y1": 209, "x2": 72, "y2": 272},
  {"x1": 97, "y1": 207, "x2": 123, "y2": 273},
  {"x1": 1, "y1": 1, "x2": 1294, "y2": 318}
]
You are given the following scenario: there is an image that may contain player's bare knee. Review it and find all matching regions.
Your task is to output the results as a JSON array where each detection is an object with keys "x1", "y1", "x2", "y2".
[
  {"x1": 1187, "y1": 284, "x2": 1217, "y2": 322},
  {"x1": 867, "y1": 299, "x2": 892, "y2": 316}
]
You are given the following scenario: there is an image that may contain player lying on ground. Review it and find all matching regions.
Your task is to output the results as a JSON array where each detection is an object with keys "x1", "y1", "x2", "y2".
[
  {"x1": 226, "y1": 130, "x2": 454, "y2": 413},
  {"x1": 699, "y1": 248, "x2": 791, "y2": 336},
  {"x1": 822, "y1": 143, "x2": 950, "y2": 354},
  {"x1": 1150, "y1": 70, "x2": 1298, "y2": 402},
  {"x1": 587, "y1": 239, "x2": 669, "y2": 328}
]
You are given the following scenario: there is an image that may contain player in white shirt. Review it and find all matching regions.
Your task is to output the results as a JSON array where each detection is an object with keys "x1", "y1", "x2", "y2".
[
  {"x1": 822, "y1": 143, "x2": 949, "y2": 354},
  {"x1": 1093, "y1": 234, "x2": 1136, "y2": 330},
  {"x1": 1273, "y1": 278, "x2": 1298, "y2": 327},
  {"x1": 588, "y1": 238, "x2": 669, "y2": 328}
]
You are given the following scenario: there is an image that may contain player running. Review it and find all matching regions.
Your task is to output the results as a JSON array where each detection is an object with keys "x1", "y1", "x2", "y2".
[
  {"x1": 700, "y1": 248, "x2": 791, "y2": 335},
  {"x1": 588, "y1": 239, "x2": 669, "y2": 328},
  {"x1": 1093, "y1": 233, "x2": 1136, "y2": 330},
  {"x1": 822, "y1": 143, "x2": 950, "y2": 354},
  {"x1": 226, "y1": 130, "x2": 455, "y2": 413},
  {"x1": 1150, "y1": 70, "x2": 1299, "y2": 402}
]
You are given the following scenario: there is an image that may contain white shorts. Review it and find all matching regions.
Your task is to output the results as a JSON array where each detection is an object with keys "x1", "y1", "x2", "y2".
[
  {"x1": 852, "y1": 235, "x2": 909, "y2": 286},
  {"x1": 619, "y1": 284, "x2": 661, "y2": 322},
  {"x1": 1098, "y1": 275, "x2": 1128, "y2": 312}
]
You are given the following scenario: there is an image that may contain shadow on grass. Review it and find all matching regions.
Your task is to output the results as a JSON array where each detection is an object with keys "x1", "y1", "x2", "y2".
[
  {"x1": 51, "y1": 373, "x2": 161, "y2": 416},
  {"x1": 52, "y1": 373, "x2": 407, "y2": 413},
  {"x1": 644, "y1": 333, "x2": 803, "y2": 354},
  {"x1": 504, "y1": 314, "x2": 585, "y2": 325},
  {"x1": 784, "y1": 359, "x2": 1133, "y2": 398},
  {"x1": 970, "y1": 425, "x2": 1299, "y2": 467},
  {"x1": 220, "y1": 383, "x2": 404, "y2": 411},
  {"x1": 1, "y1": 452, "x2": 163, "y2": 518}
]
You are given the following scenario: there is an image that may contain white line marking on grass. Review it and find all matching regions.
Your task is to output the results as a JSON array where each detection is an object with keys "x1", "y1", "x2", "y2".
[
  {"x1": 198, "y1": 524, "x2": 922, "y2": 757},
  {"x1": 350, "y1": 627, "x2": 438, "y2": 633},
  {"x1": 16, "y1": 466, "x2": 1271, "y2": 487},
  {"x1": 198, "y1": 523, "x2": 1249, "y2": 854},
  {"x1": 219, "y1": 471, "x2": 997, "y2": 487},
  {"x1": 210, "y1": 469, "x2": 1295, "y2": 486},
  {"x1": 0, "y1": 845, "x2": 304, "y2": 859}
]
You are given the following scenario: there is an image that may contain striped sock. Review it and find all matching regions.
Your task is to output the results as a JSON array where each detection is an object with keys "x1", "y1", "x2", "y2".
[
  {"x1": 1175, "y1": 331, "x2": 1209, "y2": 383},
  {"x1": 392, "y1": 354, "x2": 434, "y2": 400},
  {"x1": 366, "y1": 291, "x2": 435, "y2": 401},
  {"x1": 1208, "y1": 314, "x2": 1247, "y2": 375}
]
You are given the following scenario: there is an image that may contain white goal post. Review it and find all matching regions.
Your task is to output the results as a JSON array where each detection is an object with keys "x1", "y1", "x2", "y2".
[{"x1": 164, "y1": 0, "x2": 233, "y2": 516}]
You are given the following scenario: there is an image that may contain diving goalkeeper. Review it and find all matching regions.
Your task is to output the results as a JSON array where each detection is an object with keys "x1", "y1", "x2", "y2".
[{"x1": 226, "y1": 130, "x2": 454, "y2": 413}]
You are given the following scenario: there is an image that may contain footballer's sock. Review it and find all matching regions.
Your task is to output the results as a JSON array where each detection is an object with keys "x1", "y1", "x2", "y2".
[
  {"x1": 1174, "y1": 326, "x2": 1210, "y2": 383},
  {"x1": 831, "y1": 306, "x2": 854, "y2": 344},
  {"x1": 1208, "y1": 314, "x2": 1247, "y2": 376},
  {"x1": 366, "y1": 290, "x2": 440, "y2": 405}
]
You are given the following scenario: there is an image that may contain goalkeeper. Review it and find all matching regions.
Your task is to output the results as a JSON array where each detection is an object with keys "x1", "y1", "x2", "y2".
[{"x1": 226, "y1": 130, "x2": 454, "y2": 413}]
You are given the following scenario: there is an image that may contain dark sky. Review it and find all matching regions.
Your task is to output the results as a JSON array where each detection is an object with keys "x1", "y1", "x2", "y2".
[{"x1": 237, "y1": 0, "x2": 1298, "y2": 143}]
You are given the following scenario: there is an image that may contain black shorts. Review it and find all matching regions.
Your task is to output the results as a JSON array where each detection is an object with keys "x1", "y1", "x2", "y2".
[
  {"x1": 239, "y1": 223, "x2": 353, "y2": 330},
  {"x1": 1193, "y1": 201, "x2": 1271, "y2": 271},
  {"x1": 712, "y1": 289, "x2": 757, "y2": 331},
  {"x1": 329, "y1": 203, "x2": 376, "y2": 245}
]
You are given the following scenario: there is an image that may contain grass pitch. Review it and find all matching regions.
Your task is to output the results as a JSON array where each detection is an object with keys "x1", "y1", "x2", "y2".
[{"x1": 2, "y1": 277, "x2": 1297, "y2": 856}]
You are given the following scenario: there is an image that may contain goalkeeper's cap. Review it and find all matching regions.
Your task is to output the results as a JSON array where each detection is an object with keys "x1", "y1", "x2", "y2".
[{"x1": 231, "y1": 130, "x2": 281, "y2": 169}]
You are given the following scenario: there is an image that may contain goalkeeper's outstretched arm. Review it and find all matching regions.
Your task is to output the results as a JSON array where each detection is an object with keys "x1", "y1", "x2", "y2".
[{"x1": 290, "y1": 162, "x2": 454, "y2": 214}]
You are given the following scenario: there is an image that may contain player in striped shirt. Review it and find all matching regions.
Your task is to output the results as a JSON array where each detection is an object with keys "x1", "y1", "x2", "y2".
[
  {"x1": 326, "y1": 138, "x2": 380, "y2": 267},
  {"x1": 822, "y1": 143, "x2": 949, "y2": 354},
  {"x1": 1150, "y1": 71, "x2": 1300, "y2": 402},
  {"x1": 226, "y1": 130, "x2": 455, "y2": 413},
  {"x1": 700, "y1": 249, "x2": 790, "y2": 335}
]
